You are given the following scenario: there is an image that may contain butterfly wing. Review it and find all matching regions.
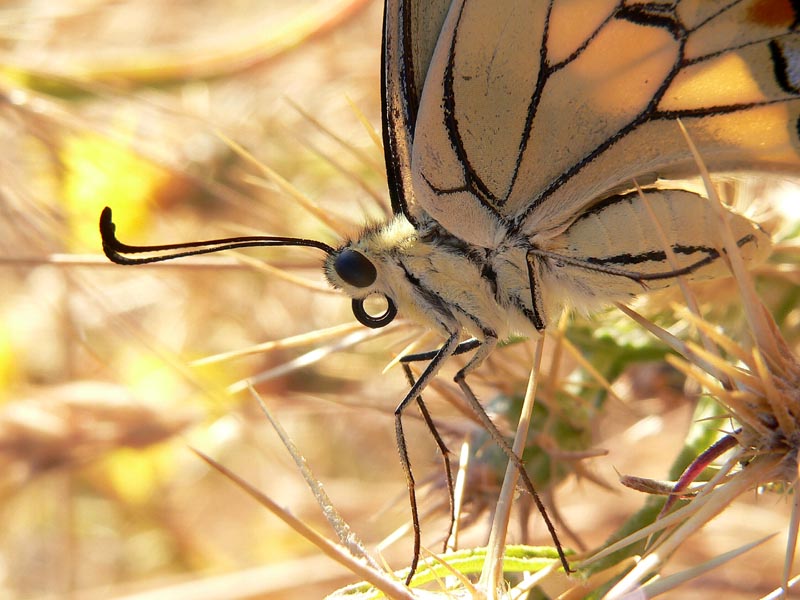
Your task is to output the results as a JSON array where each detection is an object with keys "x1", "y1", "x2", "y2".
[
  {"x1": 409, "y1": 0, "x2": 800, "y2": 248},
  {"x1": 382, "y1": 0, "x2": 453, "y2": 223}
]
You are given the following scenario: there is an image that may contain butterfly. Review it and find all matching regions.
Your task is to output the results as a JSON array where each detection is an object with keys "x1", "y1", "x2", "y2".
[{"x1": 101, "y1": 0, "x2": 800, "y2": 584}]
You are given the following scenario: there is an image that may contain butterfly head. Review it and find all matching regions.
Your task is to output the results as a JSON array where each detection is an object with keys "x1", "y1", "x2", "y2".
[{"x1": 322, "y1": 221, "x2": 414, "y2": 329}]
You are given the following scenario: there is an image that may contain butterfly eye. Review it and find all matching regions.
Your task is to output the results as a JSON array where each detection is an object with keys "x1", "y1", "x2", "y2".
[
  {"x1": 352, "y1": 296, "x2": 397, "y2": 329},
  {"x1": 334, "y1": 249, "x2": 377, "y2": 288}
]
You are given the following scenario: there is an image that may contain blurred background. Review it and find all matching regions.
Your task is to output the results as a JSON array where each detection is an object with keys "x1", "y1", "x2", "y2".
[{"x1": 1, "y1": 1, "x2": 798, "y2": 599}]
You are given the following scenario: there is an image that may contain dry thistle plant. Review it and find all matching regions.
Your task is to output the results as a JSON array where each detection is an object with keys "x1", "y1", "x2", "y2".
[
  {"x1": 585, "y1": 168, "x2": 800, "y2": 598},
  {"x1": 2, "y1": 2, "x2": 799, "y2": 600}
]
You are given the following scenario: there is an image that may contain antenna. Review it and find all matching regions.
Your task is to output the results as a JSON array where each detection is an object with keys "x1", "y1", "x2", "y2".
[{"x1": 99, "y1": 207, "x2": 335, "y2": 266}]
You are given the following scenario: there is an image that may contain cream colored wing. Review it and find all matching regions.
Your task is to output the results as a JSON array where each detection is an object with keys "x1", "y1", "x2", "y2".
[
  {"x1": 410, "y1": 0, "x2": 800, "y2": 248},
  {"x1": 382, "y1": 0, "x2": 452, "y2": 223}
]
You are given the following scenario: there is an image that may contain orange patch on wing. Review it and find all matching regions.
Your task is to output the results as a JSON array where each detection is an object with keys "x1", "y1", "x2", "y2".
[{"x1": 747, "y1": 0, "x2": 798, "y2": 27}]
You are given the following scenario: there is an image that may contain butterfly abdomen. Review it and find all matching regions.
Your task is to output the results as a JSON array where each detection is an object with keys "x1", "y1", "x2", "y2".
[{"x1": 535, "y1": 185, "x2": 773, "y2": 314}]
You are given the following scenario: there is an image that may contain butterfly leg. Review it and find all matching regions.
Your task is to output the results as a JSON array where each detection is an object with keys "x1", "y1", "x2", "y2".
[
  {"x1": 396, "y1": 338, "x2": 484, "y2": 562},
  {"x1": 526, "y1": 251, "x2": 547, "y2": 332},
  {"x1": 393, "y1": 331, "x2": 461, "y2": 585},
  {"x1": 452, "y1": 336, "x2": 572, "y2": 574},
  {"x1": 398, "y1": 364, "x2": 456, "y2": 548}
]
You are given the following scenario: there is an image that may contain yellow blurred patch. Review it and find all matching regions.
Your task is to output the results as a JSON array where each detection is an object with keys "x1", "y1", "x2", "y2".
[
  {"x1": 0, "y1": 329, "x2": 17, "y2": 401},
  {"x1": 122, "y1": 352, "x2": 186, "y2": 407},
  {"x1": 120, "y1": 348, "x2": 238, "y2": 419},
  {"x1": 100, "y1": 445, "x2": 176, "y2": 505},
  {"x1": 61, "y1": 130, "x2": 171, "y2": 251}
]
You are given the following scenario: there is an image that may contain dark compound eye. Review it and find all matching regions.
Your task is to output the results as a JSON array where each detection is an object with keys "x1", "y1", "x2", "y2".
[{"x1": 334, "y1": 249, "x2": 377, "y2": 288}]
